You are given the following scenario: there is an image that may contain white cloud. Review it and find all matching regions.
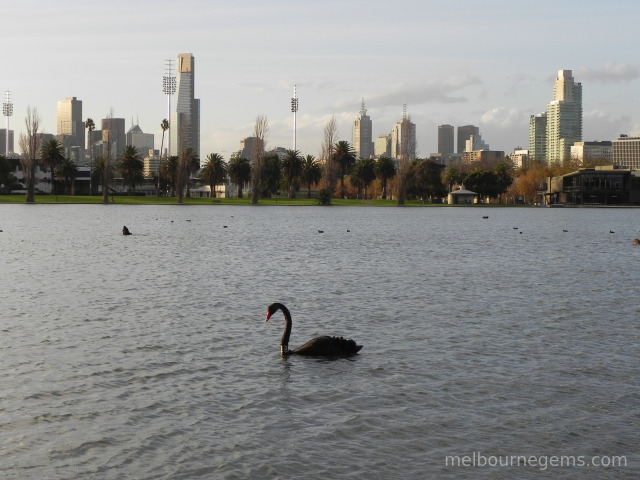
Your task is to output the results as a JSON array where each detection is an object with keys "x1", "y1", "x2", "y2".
[{"x1": 576, "y1": 62, "x2": 640, "y2": 83}]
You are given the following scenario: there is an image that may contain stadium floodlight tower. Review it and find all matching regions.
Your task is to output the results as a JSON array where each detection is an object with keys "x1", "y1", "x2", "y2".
[
  {"x1": 3, "y1": 91, "x2": 12, "y2": 156},
  {"x1": 163, "y1": 59, "x2": 176, "y2": 155},
  {"x1": 291, "y1": 85, "x2": 298, "y2": 151}
]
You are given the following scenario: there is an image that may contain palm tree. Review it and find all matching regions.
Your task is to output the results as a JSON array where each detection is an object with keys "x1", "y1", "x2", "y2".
[
  {"x1": 301, "y1": 154, "x2": 322, "y2": 198},
  {"x1": 158, "y1": 119, "x2": 170, "y2": 196},
  {"x1": 375, "y1": 155, "x2": 397, "y2": 200},
  {"x1": 442, "y1": 165, "x2": 461, "y2": 193},
  {"x1": 160, "y1": 155, "x2": 179, "y2": 196},
  {"x1": 228, "y1": 155, "x2": 251, "y2": 198},
  {"x1": 281, "y1": 149, "x2": 303, "y2": 199},
  {"x1": 350, "y1": 157, "x2": 377, "y2": 199},
  {"x1": 85, "y1": 118, "x2": 95, "y2": 194},
  {"x1": 159, "y1": 118, "x2": 169, "y2": 158},
  {"x1": 41, "y1": 138, "x2": 64, "y2": 195},
  {"x1": 177, "y1": 147, "x2": 195, "y2": 203},
  {"x1": 118, "y1": 145, "x2": 144, "y2": 193},
  {"x1": 200, "y1": 153, "x2": 227, "y2": 198},
  {"x1": 56, "y1": 158, "x2": 79, "y2": 195},
  {"x1": 332, "y1": 140, "x2": 356, "y2": 199}
]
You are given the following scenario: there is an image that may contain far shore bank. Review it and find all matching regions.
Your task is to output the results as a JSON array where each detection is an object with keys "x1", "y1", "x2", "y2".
[{"x1": 0, "y1": 194, "x2": 528, "y2": 207}]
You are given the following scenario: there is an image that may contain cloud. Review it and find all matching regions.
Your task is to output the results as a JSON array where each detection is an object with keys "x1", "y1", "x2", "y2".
[
  {"x1": 480, "y1": 107, "x2": 529, "y2": 129},
  {"x1": 576, "y1": 62, "x2": 640, "y2": 83},
  {"x1": 370, "y1": 76, "x2": 483, "y2": 108}
]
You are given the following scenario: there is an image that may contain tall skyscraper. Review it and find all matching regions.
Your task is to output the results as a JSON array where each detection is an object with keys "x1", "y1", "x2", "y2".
[
  {"x1": 170, "y1": 53, "x2": 200, "y2": 158},
  {"x1": 353, "y1": 99, "x2": 373, "y2": 159},
  {"x1": 437, "y1": 124, "x2": 454, "y2": 155},
  {"x1": 101, "y1": 117, "x2": 126, "y2": 159},
  {"x1": 529, "y1": 113, "x2": 547, "y2": 162},
  {"x1": 546, "y1": 70, "x2": 582, "y2": 163},
  {"x1": 390, "y1": 106, "x2": 416, "y2": 160},
  {"x1": 457, "y1": 125, "x2": 479, "y2": 154},
  {"x1": 57, "y1": 97, "x2": 84, "y2": 148}
]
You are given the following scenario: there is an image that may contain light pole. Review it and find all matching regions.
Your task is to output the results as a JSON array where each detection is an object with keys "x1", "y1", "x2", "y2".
[
  {"x1": 162, "y1": 59, "x2": 176, "y2": 195},
  {"x1": 291, "y1": 85, "x2": 298, "y2": 151},
  {"x1": 3, "y1": 91, "x2": 12, "y2": 156}
]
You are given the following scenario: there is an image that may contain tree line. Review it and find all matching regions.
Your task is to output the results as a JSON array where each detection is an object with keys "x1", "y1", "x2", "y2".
[{"x1": 4, "y1": 109, "x2": 607, "y2": 205}]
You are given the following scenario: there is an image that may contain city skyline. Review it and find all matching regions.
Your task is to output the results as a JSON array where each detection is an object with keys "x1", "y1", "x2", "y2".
[{"x1": 4, "y1": 0, "x2": 640, "y2": 161}]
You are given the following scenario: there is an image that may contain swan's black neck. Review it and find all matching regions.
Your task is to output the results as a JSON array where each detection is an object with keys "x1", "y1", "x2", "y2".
[{"x1": 272, "y1": 303, "x2": 292, "y2": 353}]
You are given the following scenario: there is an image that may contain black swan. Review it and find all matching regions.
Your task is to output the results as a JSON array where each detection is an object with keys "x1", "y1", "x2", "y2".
[
  {"x1": 265, "y1": 302, "x2": 362, "y2": 356},
  {"x1": 122, "y1": 226, "x2": 131, "y2": 235}
]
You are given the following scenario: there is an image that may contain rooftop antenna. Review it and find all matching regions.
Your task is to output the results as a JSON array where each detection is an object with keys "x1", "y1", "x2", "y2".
[{"x1": 360, "y1": 97, "x2": 366, "y2": 115}]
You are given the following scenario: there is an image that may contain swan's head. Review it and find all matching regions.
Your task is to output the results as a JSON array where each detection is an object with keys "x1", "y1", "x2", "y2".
[
  {"x1": 265, "y1": 302, "x2": 284, "y2": 322},
  {"x1": 265, "y1": 304, "x2": 277, "y2": 322}
]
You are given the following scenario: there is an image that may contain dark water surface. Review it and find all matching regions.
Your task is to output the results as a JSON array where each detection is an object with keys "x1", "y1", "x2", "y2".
[{"x1": 1, "y1": 204, "x2": 638, "y2": 479}]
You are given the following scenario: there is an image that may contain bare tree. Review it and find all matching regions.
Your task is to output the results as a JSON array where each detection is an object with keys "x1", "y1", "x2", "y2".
[
  {"x1": 18, "y1": 106, "x2": 41, "y2": 203},
  {"x1": 97, "y1": 109, "x2": 119, "y2": 203},
  {"x1": 395, "y1": 116, "x2": 416, "y2": 205},
  {"x1": 320, "y1": 115, "x2": 338, "y2": 197},
  {"x1": 250, "y1": 115, "x2": 269, "y2": 204}
]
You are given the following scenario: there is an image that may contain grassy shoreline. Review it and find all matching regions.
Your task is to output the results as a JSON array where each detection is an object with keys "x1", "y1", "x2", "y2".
[{"x1": 0, "y1": 194, "x2": 470, "y2": 207}]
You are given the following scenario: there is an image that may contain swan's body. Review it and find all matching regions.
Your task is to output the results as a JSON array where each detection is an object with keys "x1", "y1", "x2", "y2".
[
  {"x1": 265, "y1": 303, "x2": 362, "y2": 356},
  {"x1": 122, "y1": 226, "x2": 131, "y2": 235}
]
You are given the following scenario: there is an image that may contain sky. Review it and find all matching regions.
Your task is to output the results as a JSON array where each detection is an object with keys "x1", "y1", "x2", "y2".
[{"x1": 4, "y1": 0, "x2": 640, "y2": 160}]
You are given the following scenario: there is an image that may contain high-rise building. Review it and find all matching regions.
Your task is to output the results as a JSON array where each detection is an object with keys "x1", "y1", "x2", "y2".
[
  {"x1": 612, "y1": 134, "x2": 640, "y2": 170},
  {"x1": 529, "y1": 113, "x2": 547, "y2": 162},
  {"x1": 127, "y1": 123, "x2": 154, "y2": 154},
  {"x1": 390, "y1": 110, "x2": 416, "y2": 160},
  {"x1": 457, "y1": 125, "x2": 479, "y2": 154},
  {"x1": 546, "y1": 70, "x2": 582, "y2": 163},
  {"x1": 170, "y1": 53, "x2": 200, "y2": 158},
  {"x1": 100, "y1": 118, "x2": 126, "y2": 159},
  {"x1": 570, "y1": 141, "x2": 612, "y2": 165},
  {"x1": 374, "y1": 134, "x2": 391, "y2": 157},
  {"x1": 0, "y1": 129, "x2": 14, "y2": 156},
  {"x1": 437, "y1": 124, "x2": 454, "y2": 156},
  {"x1": 353, "y1": 99, "x2": 373, "y2": 159},
  {"x1": 57, "y1": 97, "x2": 84, "y2": 149}
]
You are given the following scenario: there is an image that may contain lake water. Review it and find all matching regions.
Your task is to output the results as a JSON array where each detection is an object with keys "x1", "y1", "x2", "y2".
[{"x1": 0, "y1": 204, "x2": 638, "y2": 479}]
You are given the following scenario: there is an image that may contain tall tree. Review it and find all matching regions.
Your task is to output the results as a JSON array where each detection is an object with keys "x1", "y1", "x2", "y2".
[
  {"x1": 56, "y1": 158, "x2": 79, "y2": 195},
  {"x1": 159, "y1": 118, "x2": 169, "y2": 158},
  {"x1": 301, "y1": 154, "x2": 322, "y2": 199},
  {"x1": 18, "y1": 106, "x2": 41, "y2": 203},
  {"x1": 160, "y1": 155, "x2": 179, "y2": 196},
  {"x1": 101, "y1": 109, "x2": 116, "y2": 204},
  {"x1": 442, "y1": 165, "x2": 462, "y2": 193},
  {"x1": 118, "y1": 145, "x2": 144, "y2": 193},
  {"x1": 93, "y1": 156, "x2": 114, "y2": 200},
  {"x1": 158, "y1": 118, "x2": 170, "y2": 196},
  {"x1": 281, "y1": 149, "x2": 303, "y2": 198},
  {"x1": 85, "y1": 118, "x2": 95, "y2": 194},
  {"x1": 320, "y1": 115, "x2": 338, "y2": 202},
  {"x1": 200, "y1": 153, "x2": 227, "y2": 198},
  {"x1": 408, "y1": 158, "x2": 447, "y2": 201},
  {"x1": 375, "y1": 155, "x2": 396, "y2": 200},
  {"x1": 395, "y1": 117, "x2": 414, "y2": 206},
  {"x1": 350, "y1": 157, "x2": 376, "y2": 199},
  {"x1": 176, "y1": 147, "x2": 195, "y2": 204},
  {"x1": 260, "y1": 152, "x2": 281, "y2": 198},
  {"x1": 228, "y1": 154, "x2": 251, "y2": 198},
  {"x1": 332, "y1": 140, "x2": 356, "y2": 199},
  {"x1": 250, "y1": 115, "x2": 269, "y2": 204},
  {"x1": 41, "y1": 138, "x2": 64, "y2": 195}
]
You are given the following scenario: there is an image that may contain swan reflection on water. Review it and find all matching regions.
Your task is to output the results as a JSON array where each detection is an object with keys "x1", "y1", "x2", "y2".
[{"x1": 265, "y1": 302, "x2": 362, "y2": 357}]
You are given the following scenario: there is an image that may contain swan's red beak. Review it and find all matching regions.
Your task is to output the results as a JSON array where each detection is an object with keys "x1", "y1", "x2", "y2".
[{"x1": 265, "y1": 311, "x2": 272, "y2": 322}]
